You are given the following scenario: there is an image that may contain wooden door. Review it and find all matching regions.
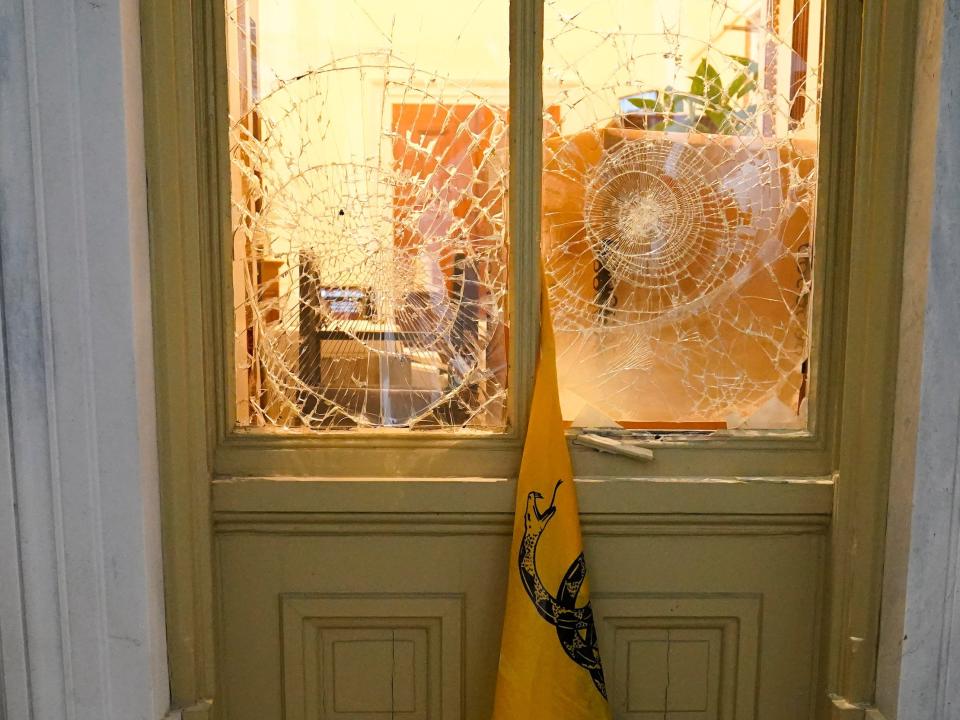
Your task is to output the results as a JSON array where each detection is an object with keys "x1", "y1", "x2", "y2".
[
  {"x1": 141, "y1": 1, "x2": 917, "y2": 719},
  {"x1": 213, "y1": 477, "x2": 830, "y2": 720}
]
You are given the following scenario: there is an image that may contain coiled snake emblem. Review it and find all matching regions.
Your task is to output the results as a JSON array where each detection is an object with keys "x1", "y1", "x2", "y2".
[{"x1": 520, "y1": 480, "x2": 607, "y2": 699}]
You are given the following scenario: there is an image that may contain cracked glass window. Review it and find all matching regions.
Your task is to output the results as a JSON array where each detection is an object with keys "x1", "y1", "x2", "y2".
[
  {"x1": 227, "y1": 0, "x2": 509, "y2": 430},
  {"x1": 543, "y1": 0, "x2": 821, "y2": 431}
]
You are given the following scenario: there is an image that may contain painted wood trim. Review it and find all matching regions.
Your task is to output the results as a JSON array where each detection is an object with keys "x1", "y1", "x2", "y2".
[
  {"x1": 181, "y1": 700, "x2": 215, "y2": 720},
  {"x1": 210, "y1": 475, "x2": 835, "y2": 516},
  {"x1": 207, "y1": 0, "x2": 543, "y2": 450},
  {"x1": 139, "y1": 0, "x2": 218, "y2": 713},
  {"x1": 508, "y1": 0, "x2": 544, "y2": 442},
  {"x1": 213, "y1": 515, "x2": 831, "y2": 537},
  {"x1": 829, "y1": 706, "x2": 866, "y2": 720},
  {"x1": 199, "y1": 0, "x2": 842, "y2": 478},
  {"x1": 213, "y1": 430, "x2": 835, "y2": 478},
  {"x1": 826, "y1": 0, "x2": 922, "y2": 709},
  {"x1": 827, "y1": 694, "x2": 892, "y2": 720},
  {"x1": 804, "y1": 0, "x2": 864, "y2": 455}
]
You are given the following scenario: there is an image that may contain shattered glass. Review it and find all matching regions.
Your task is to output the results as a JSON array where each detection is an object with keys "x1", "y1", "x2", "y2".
[
  {"x1": 543, "y1": 0, "x2": 821, "y2": 430},
  {"x1": 226, "y1": 0, "x2": 510, "y2": 430},
  {"x1": 227, "y1": 0, "x2": 822, "y2": 435}
]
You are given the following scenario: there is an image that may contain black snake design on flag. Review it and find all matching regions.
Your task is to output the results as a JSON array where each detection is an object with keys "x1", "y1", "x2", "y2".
[{"x1": 519, "y1": 480, "x2": 607, "y2": 699}]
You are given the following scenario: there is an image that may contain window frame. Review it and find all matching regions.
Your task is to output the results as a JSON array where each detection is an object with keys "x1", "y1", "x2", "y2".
[
  {"x1": 209, "y1": 0, "x2": 539, "y2": 478},
  {"x1": 204, "y1": 0, "x2": 857, "y2": 480}
]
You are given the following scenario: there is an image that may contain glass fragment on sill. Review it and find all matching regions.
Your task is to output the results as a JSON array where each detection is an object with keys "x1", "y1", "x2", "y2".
[
  {"x1": 543, "y1": 0, "x2": 822, "y2": 431},
  {"x1": 226, "y1": 0, "x2": 510, "y2": 431}
]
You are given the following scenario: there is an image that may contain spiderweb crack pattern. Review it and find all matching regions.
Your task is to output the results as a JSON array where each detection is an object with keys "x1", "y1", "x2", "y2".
[
  {"x1": 227, "y1": 0, "x2": 821, "y2": 433},
  {"x1": 542, "y1": 0, "x2": 820, "y2": 429},
  {"x1": 227, "y1": 2, "x2": 510, "y2": 430}
]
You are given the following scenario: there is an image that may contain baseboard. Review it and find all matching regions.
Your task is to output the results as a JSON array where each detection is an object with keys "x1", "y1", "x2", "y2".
[
  {"x1": 165, "y1": 698, "x2": 212, "y2": 720},
  {"x1": 828, "y1": 694, "x2": 892, "y2": 720},
  {"x1": 829, "y1": 694, "x2": 866, "y2": 719}
]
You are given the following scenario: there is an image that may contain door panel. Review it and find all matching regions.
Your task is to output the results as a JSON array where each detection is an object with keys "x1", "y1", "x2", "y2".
[
  {"x1": 211, "y1": 1, "x2": 837, "y2": 718},
  {"x1": 214, "y1": 479, "x2": 829, "y2": 719},
  {"x1": 138, "y1": 0, "x2": 916, "y2": 715}
]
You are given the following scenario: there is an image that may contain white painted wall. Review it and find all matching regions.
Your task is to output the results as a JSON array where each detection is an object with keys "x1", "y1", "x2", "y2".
[{"x1": 0, "y1": 1, "x2": 169, "y2": 719}]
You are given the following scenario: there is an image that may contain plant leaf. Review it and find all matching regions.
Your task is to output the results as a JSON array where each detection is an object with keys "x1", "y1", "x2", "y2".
[
  {"x1": 628, "y1": 97, "x2": 658, "y2": 109},
  {"x1": 689, "y1": 74, "x2": 705, "y2": 98},
  {"x1": 705, "y1": 64, "x2": 723, "y2": 102},
  {"x1": 706, "y1": 109, "x2": 726, "y2": 131},
  {"x1": 728, "y1": 75, "x2": 756, "y2": 99},
  {"x1": 726, "y1": 53, "x2": 759, "y2": 76}
]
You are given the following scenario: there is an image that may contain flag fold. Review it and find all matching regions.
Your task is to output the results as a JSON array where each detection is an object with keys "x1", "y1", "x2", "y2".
[{"x1": 491, "y1": 277, "x2": 612, "y2": 720}]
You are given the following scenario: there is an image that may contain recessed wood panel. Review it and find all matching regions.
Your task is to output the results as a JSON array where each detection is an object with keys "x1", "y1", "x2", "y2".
[
  {"x1": 612, "y1": 626, "x2": 722, "y2": 719},
  {"x1": 596, "y1": 596, "x2": 755, "y2": 719},
  {"x1": 215, "y1": 513, "x2": 824, "y2": 719},
  {"x1": 330, "y1": 634, "x2": 395, "y2": 713},
  {"x1": 280, "y1": 595, "x2": 460, "y2": 720},
  {"x1": 624, "y1": 632, "x2": 669, "y2": 712},
  {"x1": 667, "y1": 634, "x2": 716, "y2": 713}
]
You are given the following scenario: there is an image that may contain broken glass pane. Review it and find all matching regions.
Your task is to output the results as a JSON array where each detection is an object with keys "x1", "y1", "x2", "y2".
[
  {"x1": 226, "y1": 0, "x2": 509, "y2": 430},
  {"x1": 543, "y1": 0, "x2": 821, "y2": 430}
]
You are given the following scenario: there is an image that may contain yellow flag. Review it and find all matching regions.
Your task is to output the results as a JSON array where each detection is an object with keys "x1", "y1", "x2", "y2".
[{"x1": 491, "y1": 278, "x2": 612, "y2": 720}]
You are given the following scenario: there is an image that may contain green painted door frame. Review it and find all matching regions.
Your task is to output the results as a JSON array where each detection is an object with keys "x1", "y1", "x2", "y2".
[{"x1": 139, "y1": 1, "x2": 920, "y2": 717}]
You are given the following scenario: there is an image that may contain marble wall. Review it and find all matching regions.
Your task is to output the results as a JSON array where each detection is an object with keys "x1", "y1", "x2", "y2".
[
  {"x1": 878, "y1": 0, "x2": 960, "y2": 717},
  {"x1": 0, "y1": 0, "x2": 169, "y2": 719}
]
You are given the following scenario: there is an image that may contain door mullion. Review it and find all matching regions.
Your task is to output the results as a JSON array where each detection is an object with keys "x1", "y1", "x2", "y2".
[{"x1": 509, "y1": 0, "x2": 545, "y2": 438}]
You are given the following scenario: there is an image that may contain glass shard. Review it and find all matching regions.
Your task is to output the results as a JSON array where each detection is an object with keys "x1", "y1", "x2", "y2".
[
  {"x1": 543, "y1": 0, "x2": 821, "y2": 430},
  {"x1": 226, "y1": 0, "x2": 510, "y2": 430}
]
